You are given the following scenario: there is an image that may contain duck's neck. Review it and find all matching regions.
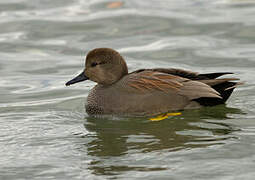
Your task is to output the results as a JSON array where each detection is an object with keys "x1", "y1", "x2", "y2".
[{"x1": 120, "y1": 57, "x2": 128, "y2": 76}]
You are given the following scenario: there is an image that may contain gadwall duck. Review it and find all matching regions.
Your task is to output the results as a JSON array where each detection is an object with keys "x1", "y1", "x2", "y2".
[{"x1": 66, "y1": 48, "x2": 240, "y2": 117}]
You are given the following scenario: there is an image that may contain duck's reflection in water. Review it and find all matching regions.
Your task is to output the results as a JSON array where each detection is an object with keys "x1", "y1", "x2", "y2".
[{"x1": 82, "y1": 105, "x2": 243, "y2": 175}]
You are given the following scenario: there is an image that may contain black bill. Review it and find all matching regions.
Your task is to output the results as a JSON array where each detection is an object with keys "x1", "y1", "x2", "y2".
[{"x1": 65, "y1": 71, "x2": 89, "y2": 86}]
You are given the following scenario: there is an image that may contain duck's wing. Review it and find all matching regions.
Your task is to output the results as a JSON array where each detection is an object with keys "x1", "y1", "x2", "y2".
[
  {"x1": 131, "y1": 68, "x2": 242, "y2": 104},
  {"x1": 131, "y1": 68, "x2": 233, "y2": 80},
  {"x1": 127, "y1": 70, "x2": 221, "y2": 100}
]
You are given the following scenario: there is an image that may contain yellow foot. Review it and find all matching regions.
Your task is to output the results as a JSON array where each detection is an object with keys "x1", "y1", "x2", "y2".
[{"x1": 149, "y1": 112, "x2": 182, "y2": 121}]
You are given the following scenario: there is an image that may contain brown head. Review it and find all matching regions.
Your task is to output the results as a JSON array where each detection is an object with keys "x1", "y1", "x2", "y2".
[{"x1": 66, "y1": 48, "x2": 128, "y2": 86}]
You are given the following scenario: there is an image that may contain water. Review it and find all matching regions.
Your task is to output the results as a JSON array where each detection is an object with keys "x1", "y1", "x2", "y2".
[{"x1": 1, "y1": 0, "x2": 255, "y2": 179}]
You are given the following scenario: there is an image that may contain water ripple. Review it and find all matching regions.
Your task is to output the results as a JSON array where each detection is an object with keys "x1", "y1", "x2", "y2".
[{"x1": 1, "y1": 0, "x2": 255, "y2": 179}]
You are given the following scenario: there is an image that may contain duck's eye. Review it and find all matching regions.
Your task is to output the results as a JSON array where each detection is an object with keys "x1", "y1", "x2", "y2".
[{"x1": 91, "y1": 62, "x2": 98, "y2": 67}]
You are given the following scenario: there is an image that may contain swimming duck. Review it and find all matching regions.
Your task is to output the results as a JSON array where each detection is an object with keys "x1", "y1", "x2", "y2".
[{"x1": 66, "y1": 48, "x2": 240, "y2": 116}]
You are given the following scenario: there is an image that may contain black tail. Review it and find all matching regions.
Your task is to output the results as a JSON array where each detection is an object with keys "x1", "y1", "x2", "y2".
[
  {"x1": 211, "y1": 81, "x2": 237, "y2": 102},
  {"x1": 194, "y1": 81, "x2": 240, "y2": 106}
]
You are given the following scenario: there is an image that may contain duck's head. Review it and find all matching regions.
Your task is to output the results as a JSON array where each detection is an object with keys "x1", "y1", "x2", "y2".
[{"x1": 66, "y1": 48, "x2": 128, "y2": 86}]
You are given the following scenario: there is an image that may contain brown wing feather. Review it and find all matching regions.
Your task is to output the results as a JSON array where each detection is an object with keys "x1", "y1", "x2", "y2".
[
  {"x1": 128, "y1": 70, "x2": 222, "y2": 100},
  {"x1": 178, "y1": 81, "x2": 221, "y2": 100},
  {"x1": 128, "y1": 71, "x2": 183, "y2": 93}
]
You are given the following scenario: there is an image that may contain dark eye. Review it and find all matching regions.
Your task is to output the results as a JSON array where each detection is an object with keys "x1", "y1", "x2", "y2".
[{"x1": 91, "y1": 62, "x2": 98, "y2": 67}]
